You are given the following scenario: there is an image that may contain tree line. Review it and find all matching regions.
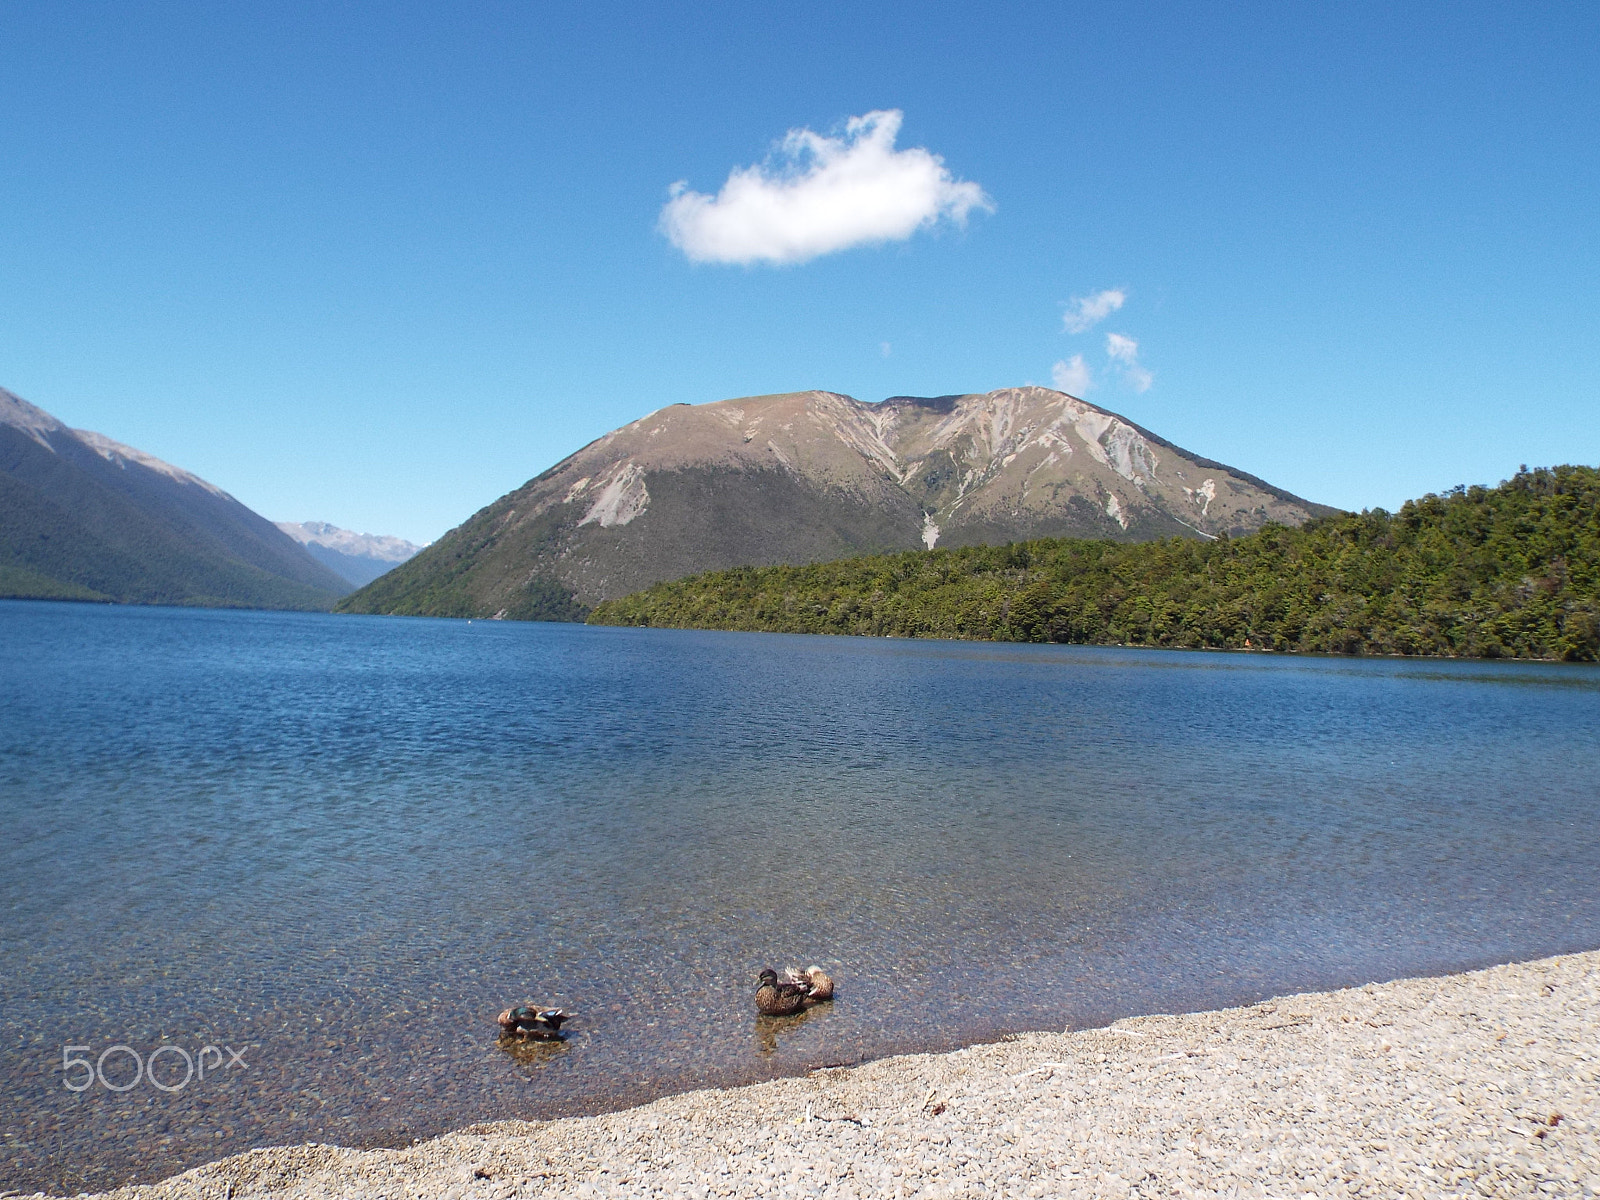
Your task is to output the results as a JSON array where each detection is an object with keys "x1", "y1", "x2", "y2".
[{"x1": 589, "y1": 466, "x2": 1600, "y2": 661}]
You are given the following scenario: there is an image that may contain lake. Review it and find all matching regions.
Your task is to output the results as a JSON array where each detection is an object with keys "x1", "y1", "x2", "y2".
[{"x1": 3, "y1": 600, "x2": 1598, "y2": 1192}]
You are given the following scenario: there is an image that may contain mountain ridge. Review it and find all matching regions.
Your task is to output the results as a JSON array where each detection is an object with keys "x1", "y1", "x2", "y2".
[
  {"x1": 340, "y1": 386, "x2": 1334, "y2": 620},
  {"x1": 1, "y1": 387, "x2": 350, "y2": 609},
  {"x1": 277, "y1": 521, "x2": 424, "y2": 587}
]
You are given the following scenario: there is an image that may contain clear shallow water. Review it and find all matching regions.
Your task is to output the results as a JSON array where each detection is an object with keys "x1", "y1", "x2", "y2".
[{"x1": 3, "y1": 600, "x2": 1599, "y2": 1191}]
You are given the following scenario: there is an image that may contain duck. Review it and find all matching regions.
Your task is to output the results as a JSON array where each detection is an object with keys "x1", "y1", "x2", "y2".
[
  {"x1": 782, "y1": 965, "x2": 835, "y2": 1004},
  {"x1": 496, "y1": 1005, "x2": 571, "y2": 1040},
  {"x1": 755, "y1": 968, "x2": 810, "y2": 1016},
  {"x1": 801, "y1": 965, "x2": 834, "y2": 1002}
]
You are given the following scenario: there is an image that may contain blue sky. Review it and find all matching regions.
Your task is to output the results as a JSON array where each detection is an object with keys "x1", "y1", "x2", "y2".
[{"x1": 2, "y1": 1, "x2": 1596, "y2": 544}]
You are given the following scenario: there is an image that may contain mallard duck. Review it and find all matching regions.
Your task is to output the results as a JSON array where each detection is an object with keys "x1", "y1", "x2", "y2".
[
  {"x1": 755, "y1": 968, "x2": 809, "y2": 1016},
  {"x1": 496, "y1": 1005, "x2": 571, "y2": 1040},
  {"x1": 781, "y1": 965, "x2": 835, "y2": 1003}
]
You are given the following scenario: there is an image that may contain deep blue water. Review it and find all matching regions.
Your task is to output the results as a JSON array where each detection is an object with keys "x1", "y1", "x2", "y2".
[{"x1": 3, "y1": 600, "x2": 1599, "y2": 1191}]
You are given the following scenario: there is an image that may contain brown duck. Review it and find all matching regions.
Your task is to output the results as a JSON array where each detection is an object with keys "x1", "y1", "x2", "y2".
[
  {"x1": 755, "y1": 968, "x2": 809, "y2": 1016},
  {"x1": 782, "y1": 965, "x2": 835, "y2": 1003}
]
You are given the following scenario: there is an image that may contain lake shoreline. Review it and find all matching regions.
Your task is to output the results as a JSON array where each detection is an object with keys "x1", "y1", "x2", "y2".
[
  {"x1": 4, "y1": 599, "x2": 1594, "y2": 664},
  {"x1": 47, "y1": 949, "x2": 1599, "y2": 1200}
]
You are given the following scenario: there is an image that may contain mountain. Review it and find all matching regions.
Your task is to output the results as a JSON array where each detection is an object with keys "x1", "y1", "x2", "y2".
[
  {"x1": 276, "y1": 521, "x2": 424, "y2": 587},
  {"x1": 0, "y1": 386, "x2": 351, "y2": 609},
  {"x1": 341, "y1": 386, "x2": 1334, "y2": 621}
]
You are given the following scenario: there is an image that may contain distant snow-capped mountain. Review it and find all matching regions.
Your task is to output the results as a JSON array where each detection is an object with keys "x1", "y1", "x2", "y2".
[{"x1": 276, "y1": 521, "x2": 423, "y2": 587}]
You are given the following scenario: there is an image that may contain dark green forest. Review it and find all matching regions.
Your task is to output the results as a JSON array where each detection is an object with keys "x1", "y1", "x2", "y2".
[{"x1": 589, "y1": 466, "x2": 1600, "y2": 661}]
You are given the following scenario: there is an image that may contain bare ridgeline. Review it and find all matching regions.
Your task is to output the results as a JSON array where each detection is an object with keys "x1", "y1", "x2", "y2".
[
  {"x1": 59, "y1": 952, "x2": 1598, "y2": 1200},
  {"x1": 338, "y1": 387, "x2": 1333, "y2": 619}
]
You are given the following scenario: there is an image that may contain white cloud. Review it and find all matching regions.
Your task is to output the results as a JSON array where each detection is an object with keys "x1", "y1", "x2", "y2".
[
  {"x1": 879, "y1": 341, "x2": 893, "y2": 358},
  {"x1": 1051, "y1": 354, "x2": 1094, "y2": 395},
  {"x1": 1105, "y1": 332, "x2": 1153, "y2": 392},
  {"x1": 659, "y1": 110, "x2": 993, "y2": 266},
  {"x1": 1062, "y1": 288, "x2": 1125, "y2": 334}
]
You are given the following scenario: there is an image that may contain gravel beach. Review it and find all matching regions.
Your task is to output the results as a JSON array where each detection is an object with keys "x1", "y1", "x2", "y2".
[{"x1": 47, "y1": 951, "x2": 1599, "y2": 1200}]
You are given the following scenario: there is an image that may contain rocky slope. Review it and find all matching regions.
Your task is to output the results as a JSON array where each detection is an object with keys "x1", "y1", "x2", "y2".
[
  {"x1": 276, "y1": 521, "x2": 423, "y2": 587},
  {"x1": 340, "y1": 386, "x2": 1334, "y2": 620},
  {"x1": 0, "y1": 387, "x2": 350, "y2": 609}
]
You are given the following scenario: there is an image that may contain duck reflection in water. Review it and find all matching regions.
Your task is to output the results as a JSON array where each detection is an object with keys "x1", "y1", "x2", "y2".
[
  {"x1": 754, "y1": 1005, "x2": 817, "y2": 1054},
  {"x1": 497, "y1": 1034, "x2": 572, "y2": 1070}
]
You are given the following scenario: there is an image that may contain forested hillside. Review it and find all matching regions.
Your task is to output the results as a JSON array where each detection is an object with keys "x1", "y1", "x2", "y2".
[
  {"x1": 1, "y1": 388, "x2": 349, "y2": 610},
  {"x1": 589, "y1": 466, "x2": 1600, "y2": 661}
]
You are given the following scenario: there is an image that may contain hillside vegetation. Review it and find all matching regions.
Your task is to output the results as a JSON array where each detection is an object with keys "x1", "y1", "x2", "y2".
[
  {"x1": 2, "y1": 388, "x2": 352, "y2": 611},
  {"x1": 589, "y1": 466, "x2": 1600, "y2": 661},
  {"x1": 0, "y1": 442, "x2": 348, "y2": 611}
]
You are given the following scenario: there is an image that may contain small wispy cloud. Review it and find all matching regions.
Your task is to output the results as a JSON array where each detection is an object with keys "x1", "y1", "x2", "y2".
[
  {"x1": 1051, "y1": 354, "x2": 1093, "y2": 395},
  {"x1": 879, "y1": 341, "x2": 893, "y2": 358},
  {"x1": 1105, "y1": 332, "x2": 1153, "y2": 392},
  {"x1": 1062, "y1": 288, "x2": 1125, "y2": 334},
  {"x1": 1105, "y1": 332, "x2": 1138, "y2": 364},
  {"x1": 659, "y1": 110, "x2": 993, "y2": 266}
]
